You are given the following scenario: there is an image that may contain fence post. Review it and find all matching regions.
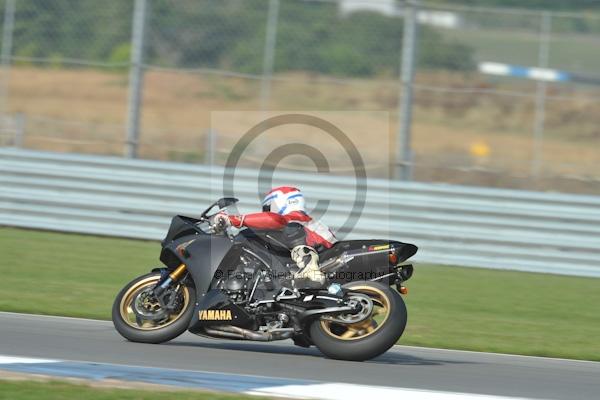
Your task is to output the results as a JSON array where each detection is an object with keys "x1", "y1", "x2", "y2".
[
  {"x1": 259, "y1": 0, "x2": 279, "y2": 112},
  {"x1": 14, "y1": 111, "x2": 24, "y2": 147},
  {"x1": 395, "y1": 0, "x2": 419, "y2": 181},
  {"x1": 531, "y1": 10, "x2": 551, "y2": 180},
  {"x1": 0, "y1": 0, "x2": 15, "y2": 117},
  {"x1": 125, "y1": 0, "x2": 148, "y2": 158},
  {"x1": 204, "y1": 128, "x2": 217, "y2": 166}
]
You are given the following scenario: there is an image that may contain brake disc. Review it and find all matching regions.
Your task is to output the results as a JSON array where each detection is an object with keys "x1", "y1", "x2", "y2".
[{"x1": 133, "y1": 289, "x2": 169, "y2": 322}]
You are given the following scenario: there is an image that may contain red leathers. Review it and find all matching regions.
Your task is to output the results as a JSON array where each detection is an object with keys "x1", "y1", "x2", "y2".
[
  {"x1": 228, "y1": 210, "x2": 336, "y2": 249},
  {"x1": 225, "y1": 186, "x2": 337, "y2": 288}
]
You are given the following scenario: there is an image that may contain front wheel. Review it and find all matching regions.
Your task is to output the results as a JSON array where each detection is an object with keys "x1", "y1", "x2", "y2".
[
  {"x1": 112, "y1": 272, "x2": 196, "y2": 344},
  {"x1": 309, "y1": 281, "x2": 407, "y2": 361}
]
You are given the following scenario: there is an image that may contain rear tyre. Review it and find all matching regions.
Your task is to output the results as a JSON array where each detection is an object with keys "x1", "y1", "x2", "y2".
[
  {"x1": 309, "y1": 281, "x2": 407, "y2": 361},
  {"x1": 112, "y1": 272, "x2": 196, "y2": 344}
]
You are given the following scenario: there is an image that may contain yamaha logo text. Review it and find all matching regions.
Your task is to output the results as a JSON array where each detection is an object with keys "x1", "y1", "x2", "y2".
[{"x1": 199, "y1": 309, "x2": 233, "y2": 321}]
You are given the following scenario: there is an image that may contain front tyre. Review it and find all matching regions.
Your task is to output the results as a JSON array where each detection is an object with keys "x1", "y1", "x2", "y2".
[
  {"x1": 112, "y1": 272, "x2": 195, "y2": 344},
  {"x1": 309, "y1": 281, "x2": 407, "y2": 361}
]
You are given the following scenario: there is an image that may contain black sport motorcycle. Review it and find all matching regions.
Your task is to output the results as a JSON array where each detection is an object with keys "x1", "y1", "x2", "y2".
[{"x1": 112, "y1": 197, "x2": 417, "y2": 361}]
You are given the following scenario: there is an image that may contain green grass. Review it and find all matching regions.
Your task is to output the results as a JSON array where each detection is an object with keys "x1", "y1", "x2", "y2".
[
  {"x1": 0, "y1": 380, "x2": 266, "y2": 400},
  {"x1": 403, "y1": 263, "x2": 600, "y2": 360},
  {"x1": 0, "y1": 228, "x2": 155, "y2": 319},
  {"x1": 1, "y1": 227, "x2": 600, "y2": 361}
]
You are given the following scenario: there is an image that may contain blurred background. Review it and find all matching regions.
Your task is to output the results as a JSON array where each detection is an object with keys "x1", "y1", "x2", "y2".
[
  {"x1": 1, "y1": 1, "x2": 600, "y2": 375},
  {"x1": 0, "y1": 0, "x2": 599, "y2": 194}
]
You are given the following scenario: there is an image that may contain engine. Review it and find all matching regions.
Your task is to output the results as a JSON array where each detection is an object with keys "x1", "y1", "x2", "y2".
[
  {"x1": 210, "y1": 254, "x2": 292, "y2": 338},
  {"x1": 215, "y1": 254, "x2": 276, "y2": 304}
]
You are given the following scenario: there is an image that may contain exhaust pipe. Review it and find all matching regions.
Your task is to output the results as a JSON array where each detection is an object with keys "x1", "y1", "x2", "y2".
[
  {"x1": 203, "y1": 325, "x2": 294, "y2": 341},
  {"x1": 319, "y1": 248, "x2": 394, "y2": 273}
]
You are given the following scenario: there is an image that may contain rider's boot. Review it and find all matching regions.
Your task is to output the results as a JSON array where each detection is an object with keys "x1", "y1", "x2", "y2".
[{"x1": 291, "y1": 245, "x2": 326, "y2": 289}]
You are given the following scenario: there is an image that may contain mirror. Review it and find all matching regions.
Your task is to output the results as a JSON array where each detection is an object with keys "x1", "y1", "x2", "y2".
[{"x1": 217, "y1": 197, "x2": 239, "y2": 209}]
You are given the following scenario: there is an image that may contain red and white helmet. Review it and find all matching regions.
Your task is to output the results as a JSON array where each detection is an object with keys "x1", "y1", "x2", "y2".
[{"x1": 262, "y1": 186, "x2": 305, "y2": 215}]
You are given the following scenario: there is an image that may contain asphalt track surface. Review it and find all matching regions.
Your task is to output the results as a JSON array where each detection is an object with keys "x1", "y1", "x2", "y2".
[{"x1": 0, "y1": 312, "x2": 598, "y2": 399}]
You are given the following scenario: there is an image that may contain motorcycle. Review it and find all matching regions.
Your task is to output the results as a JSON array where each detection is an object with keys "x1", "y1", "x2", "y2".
[{"x1": 112, "y1": 197, "x2": 417, "y2": 361}]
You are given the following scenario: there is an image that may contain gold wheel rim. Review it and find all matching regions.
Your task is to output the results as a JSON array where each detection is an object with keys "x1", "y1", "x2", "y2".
[
  {"x1": 320, "y1": 285, "x2": 391, "y2": 341},
  {"x1": 119, "y1": 276, "x2": 190, "y2": 331}
]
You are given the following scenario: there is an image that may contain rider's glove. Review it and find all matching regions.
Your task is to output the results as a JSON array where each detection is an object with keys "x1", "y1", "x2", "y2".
[{"x1": 212, "y1": 212, "x2": 231, "y2": 233}]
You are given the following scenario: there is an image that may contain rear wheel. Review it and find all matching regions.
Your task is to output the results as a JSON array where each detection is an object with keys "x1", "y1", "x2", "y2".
[
  {"x1": 112, "y1": 272, "x2": 195, "y2": 344},
  {"x1": 309, "y1": 281, "x2": 407, "y2": 361}
]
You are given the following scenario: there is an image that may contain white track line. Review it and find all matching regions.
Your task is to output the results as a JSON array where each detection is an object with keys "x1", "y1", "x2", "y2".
[
  {"x1": 0, "y1": 356, "x2": 58, "y2": 364},
  {"x1": 246, "y1": 383, "x2": 536, "y2": 400},
  {"x1": 0, "y1": 355, "x2": 541, "y2": 400},
  {"x1": 0, "y1": 354, "x2": 309, "y2": 385}
]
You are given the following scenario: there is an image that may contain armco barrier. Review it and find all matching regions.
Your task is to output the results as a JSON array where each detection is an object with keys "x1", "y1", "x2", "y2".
[{"x1": 1, "y1": 148, "x2": 599, "y2": 277}]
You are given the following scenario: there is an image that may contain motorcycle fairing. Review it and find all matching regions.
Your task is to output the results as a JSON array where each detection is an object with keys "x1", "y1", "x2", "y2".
[
  {"x1": 189, "y1": 289, "x2": 254, "y2": 333},
  {"x1": 161, "y1": 231, "x2": 234, "y2": 300},
  {"x1": 179, "y1": 234, "x2": 233, "y2": 296},
  {"x1": 320, "y1": 240, "x2": 418, "y2": 284},
  {"x1": 162, "y1": 215, "x2": 204, "y2": 245}
]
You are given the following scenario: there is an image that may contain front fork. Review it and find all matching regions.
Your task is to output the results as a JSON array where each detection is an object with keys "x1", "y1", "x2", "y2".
[{"x1": 153, "y1": 263, "x2": 187, "y2": 297}]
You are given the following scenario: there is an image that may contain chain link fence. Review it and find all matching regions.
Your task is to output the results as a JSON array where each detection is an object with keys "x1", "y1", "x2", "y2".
[
  {"x1": 412, "y1": 2, "x2": 600, "y2": 193},
  {"x1": 0, "y1": 0, "x2": 599, "y2": 193}
]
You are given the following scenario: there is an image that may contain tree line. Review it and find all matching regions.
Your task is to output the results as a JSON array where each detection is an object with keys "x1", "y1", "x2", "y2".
[{"x1": 8, "y1": 0, "x2": 476, "y2": 77}]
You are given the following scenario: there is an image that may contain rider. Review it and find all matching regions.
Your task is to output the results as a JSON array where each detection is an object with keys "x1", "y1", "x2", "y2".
[{"x1": 214, "y1": 186, "x2": 337, "y2": 288}]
